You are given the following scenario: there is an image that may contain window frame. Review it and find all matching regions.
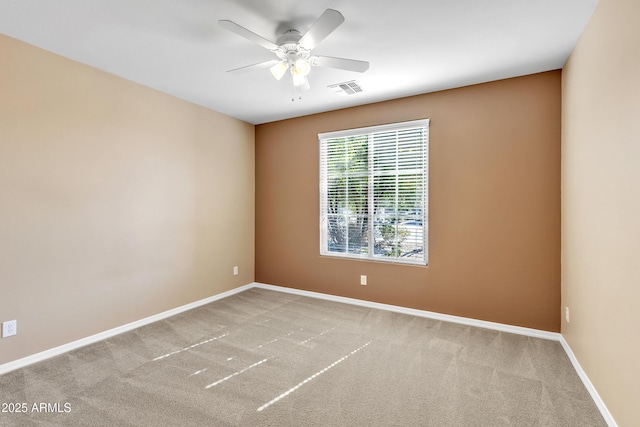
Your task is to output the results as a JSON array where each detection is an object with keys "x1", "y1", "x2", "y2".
[{"x1": 318, "y1": 119, "x2": 429, "y2": 266}]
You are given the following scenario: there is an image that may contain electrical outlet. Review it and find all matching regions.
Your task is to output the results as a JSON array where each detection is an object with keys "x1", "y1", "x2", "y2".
[
  {"x1": 2, "y1": 320, "x2": 17, "y2": 338},
  {"x1": 233, "y1": 266, "x2": 238, "y2": 276},
  {"x1": 565, "y1": 307, "x2": 570, "y2": 323},
  {"x1": 360, "y1": 275, "x2": 367, "y2": 285}
]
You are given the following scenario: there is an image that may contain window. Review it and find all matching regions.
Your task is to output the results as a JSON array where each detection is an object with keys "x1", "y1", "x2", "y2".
[{"x1": 319, "y1": 119, "x2": 429, "y2": 265}]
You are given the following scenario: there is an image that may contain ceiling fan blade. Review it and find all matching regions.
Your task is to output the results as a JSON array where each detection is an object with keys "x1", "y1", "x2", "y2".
[
  {"x1": 218, "y1": 20, "x2": 278, "y2": 51},
  {"x1": 311, "y1": 56, "x2": 369, "y2": 73},
  {"x1": 299, "y1": 9, "x2": 345, "y2": 50},
  {"x1": 227, "y1": 60, "x2": 281, "y2": 75}
]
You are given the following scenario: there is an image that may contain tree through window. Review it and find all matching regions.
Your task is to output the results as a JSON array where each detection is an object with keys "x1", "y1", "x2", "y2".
[{"x1": 319, "y1": 119, "x2": 429, "y2": 265}]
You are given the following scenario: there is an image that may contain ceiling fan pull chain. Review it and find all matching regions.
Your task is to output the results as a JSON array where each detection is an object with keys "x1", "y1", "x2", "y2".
[{"x1": 294, "y1": 83, "x2": 302, "y2": 101}]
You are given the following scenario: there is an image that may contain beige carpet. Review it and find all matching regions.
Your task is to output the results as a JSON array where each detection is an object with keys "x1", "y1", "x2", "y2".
[{"x1": 0, "y1": 288, "x2": 606, "y2": 426}]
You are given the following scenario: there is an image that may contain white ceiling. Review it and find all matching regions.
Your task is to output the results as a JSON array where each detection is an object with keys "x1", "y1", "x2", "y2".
[{"x1": 0, "y1": 0, "x2": 598, "y2": 125}]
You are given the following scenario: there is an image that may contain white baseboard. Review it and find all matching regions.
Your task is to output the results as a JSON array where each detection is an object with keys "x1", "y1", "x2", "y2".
[
  {"x1": 0, "y1": 281, "x2": 617, "y2": 427},
  {"x1": 252, "y1": 282, "x2": 561, "y2": 341},
  {"x1": 253, "y1": 282, "x2": 616, "y2": 427},
  {"x1": 559, "y1": 336, "x2": 618, "y2": 427},
  {"x1": 0, "y1": 283, "x2": 254, "y2": 376}
]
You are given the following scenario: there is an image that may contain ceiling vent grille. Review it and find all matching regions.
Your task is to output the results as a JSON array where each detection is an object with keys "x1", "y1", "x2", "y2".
[{"x1": 328, "y1": 80, "x2": 364, "y2": 96}]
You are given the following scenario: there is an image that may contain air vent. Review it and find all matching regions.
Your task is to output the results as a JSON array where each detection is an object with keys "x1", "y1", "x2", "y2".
[{"x1": 328, "y1": 80, "x2": 364, "y2": 96}]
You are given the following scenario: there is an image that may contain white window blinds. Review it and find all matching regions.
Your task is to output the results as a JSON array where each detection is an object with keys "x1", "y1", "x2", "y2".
[{"x1": 319, "y1": 119, "x2": 429, "y2": 265}]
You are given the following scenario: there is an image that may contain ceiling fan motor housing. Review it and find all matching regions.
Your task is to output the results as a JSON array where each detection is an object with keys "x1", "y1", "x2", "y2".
[
  {"x1": 276, "y1": 29, "x2": 302, "y2": 46},
  {"x1": 274, "y1": 30, "x2": 311, "y2": 63}
]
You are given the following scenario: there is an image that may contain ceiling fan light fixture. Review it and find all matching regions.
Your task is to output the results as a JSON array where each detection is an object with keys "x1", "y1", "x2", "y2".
[
  {"x1": 270, "y1": 61, "x2": 288, "y2": 80},
  {"x1": 291, "y1": 57, "x2": 311, "y2": 87},
  {"x1": 293, "y1": 58, "x2": 311, "y2": 77},
  {"x1": 291, "y1": 72, "x2": 307, "y2": 87},
  {"x1": 300, "y1": 77, "x2": 311, "y2": 91}
]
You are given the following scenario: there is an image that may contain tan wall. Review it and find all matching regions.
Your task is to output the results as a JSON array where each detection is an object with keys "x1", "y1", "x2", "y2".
[
  {"x1": 562, "y1": 0, "x2": 640, "y2": 425},
  {"x1": 256, "y1": 71, "x2": 561, "y2": 331},
  {"x1": 0, "y1": 35, "x2": 255, "y2": 365}
]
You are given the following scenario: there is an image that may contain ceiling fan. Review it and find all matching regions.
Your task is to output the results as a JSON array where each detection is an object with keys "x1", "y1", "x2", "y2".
[{"x1": 218, "y1": 9, "x2": 369, "y2": 93}]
